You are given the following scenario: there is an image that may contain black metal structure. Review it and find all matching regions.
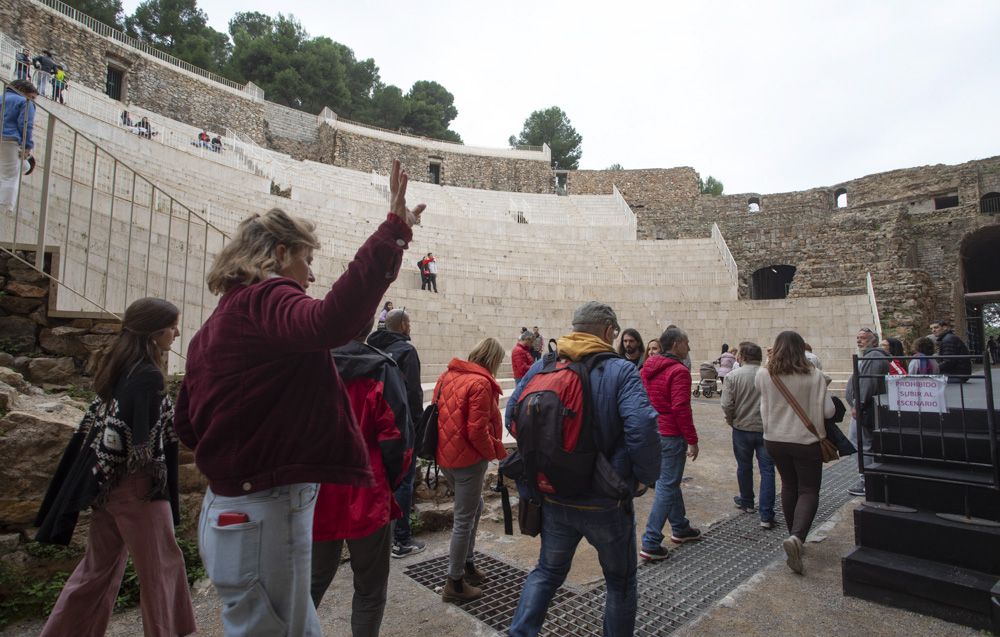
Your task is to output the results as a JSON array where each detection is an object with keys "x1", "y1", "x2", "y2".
[{"x1": 843, "y1": 354, "x2": 1000, "y2": 633}]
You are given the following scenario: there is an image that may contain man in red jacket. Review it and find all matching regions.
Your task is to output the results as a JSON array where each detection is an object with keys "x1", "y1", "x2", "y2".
[
  {"x1": 639, "y1": 327, "x2": 702, "y2": 561},
  {"x1": 311, "y1": 321, "x2": 412, "y2": 634},
  {"x1": 512, "y1": 331, "x2": 535, "y2": 380}
]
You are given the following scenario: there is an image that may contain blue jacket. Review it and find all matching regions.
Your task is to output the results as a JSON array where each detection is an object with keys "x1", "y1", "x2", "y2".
[
  {"x1": 2, "y1": 89, "x2": 35, "y2": 150},
  {"x1": 505, "y1": 336, "x2": 660, "y2": 507}
]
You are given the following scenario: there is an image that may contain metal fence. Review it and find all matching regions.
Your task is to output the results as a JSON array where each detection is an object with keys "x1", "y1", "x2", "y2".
[
  {"x1": 852, "y1": 354, "x2": 999, "y2": 496},
  {"x1": 1, "y1": 79, "x2": 229, "y2": 372}
]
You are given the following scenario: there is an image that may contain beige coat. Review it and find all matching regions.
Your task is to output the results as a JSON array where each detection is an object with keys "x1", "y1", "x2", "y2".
[{"x1": 755, "y1": 367, "x2": 835, "y2": 445}]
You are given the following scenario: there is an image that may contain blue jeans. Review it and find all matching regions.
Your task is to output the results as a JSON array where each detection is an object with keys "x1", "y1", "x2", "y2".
[
  {"x1": 642, "y1": 435, "x2": 691, "y2": 548},
  {"x1": 393, "y1": 460, "x2": 417, "y2": 544},
  {"x1": 509, "y1": 499, "x2": 637, "y2": 637},
  {"x1": 731, "y1": 429, "x2": 775, "y2": 522},
  {"x1": 199, "y1": 483, "x2": 322, "y2": 636}
]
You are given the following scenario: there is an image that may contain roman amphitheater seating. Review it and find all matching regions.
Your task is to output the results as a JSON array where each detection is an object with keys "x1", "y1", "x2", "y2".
[{"x1": 5, "y1": 81, "x2": 873, "y2": 396}]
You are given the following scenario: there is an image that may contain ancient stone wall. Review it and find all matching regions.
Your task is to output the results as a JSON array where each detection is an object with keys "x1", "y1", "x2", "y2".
[
  {"x1": 566, "y1": 168, "x2": 700, "y2": 239},
  {"x1": 320, "y1": 124, "x2": 554, "y2": 192},
  {"x1": 0, "y1": 0, "x2": 267, "y2": 142}
]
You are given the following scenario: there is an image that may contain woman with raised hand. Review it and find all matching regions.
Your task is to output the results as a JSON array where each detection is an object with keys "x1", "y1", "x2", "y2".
[
  {"x1": 37, "y1": 298, "x2": 196, "y2": 637},
  {"x1": 174, "y1": 159, "x2": 423, "y2": 635},
  {"x1": 435, "y1": 337, "x2": 508, "y2": 603},
  {"x1": 755, "y1": 330, "x2": 835, "y2": 575}
]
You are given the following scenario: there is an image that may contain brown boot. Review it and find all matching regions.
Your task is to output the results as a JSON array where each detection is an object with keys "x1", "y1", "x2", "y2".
[
  {"x1": 464, "y1": 561, "x2": 487, "y2": 586},
  {"x1": 442, "y1": 576, "x2": 483, "y2": 603}
]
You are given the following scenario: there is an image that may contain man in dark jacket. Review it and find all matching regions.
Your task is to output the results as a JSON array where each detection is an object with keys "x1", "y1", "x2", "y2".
[
  {"x1": 931, "y1": 319, "x2": 971, "y2": 383},
  {"x1": 367, "y1": 308, "x2": 425, "y2": 557},
  {"x1": 31, "y1": 50, "x2": 56, "y2": 97},
  {"x1": 311, "y1": 321, "x2": 412, "y2": 633},
  {"x1": 845, "y1": 327, "x2": 890, "y2": 496},
  {"x1": 506, "y1": 302, "x2": 660, "y2": 637}
]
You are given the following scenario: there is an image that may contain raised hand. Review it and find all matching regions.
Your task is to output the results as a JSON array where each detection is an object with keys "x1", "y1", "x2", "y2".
[{"x1": 389, "y1": 159, "x2": 426, "y2": 227}]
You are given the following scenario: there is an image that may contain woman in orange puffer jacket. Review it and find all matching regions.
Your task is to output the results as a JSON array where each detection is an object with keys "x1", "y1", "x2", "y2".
[{"x1": 434, "y1": 337, "x2": 507, "y2": 604}]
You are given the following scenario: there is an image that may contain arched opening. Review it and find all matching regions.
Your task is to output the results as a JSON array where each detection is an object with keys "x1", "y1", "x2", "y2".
[
  {"x1": 960, "y1": 225, "x2": 1000, "y2": 354},
  {"x1": 980, "y1": 192, "x2": 1000, "y2": 215},
  {"x1": 834, "y1": 188, "x2": 848, "y2": 208},
  {"x1": 751, "y1": 265, "x2": 796, "y2": 300},
  {"x1": 747, "y1": 197, "x2": 761, "y2": 213}
]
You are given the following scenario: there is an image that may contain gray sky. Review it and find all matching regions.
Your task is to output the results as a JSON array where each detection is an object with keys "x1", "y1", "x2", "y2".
[{"x1": 123, "y1": 0, "x2": 1000, "y2": 194}]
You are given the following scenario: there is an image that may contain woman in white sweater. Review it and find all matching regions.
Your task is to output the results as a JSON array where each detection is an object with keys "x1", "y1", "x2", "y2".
[{"x1": 755, "y1": 331, "x2": 835, "y2": 575}]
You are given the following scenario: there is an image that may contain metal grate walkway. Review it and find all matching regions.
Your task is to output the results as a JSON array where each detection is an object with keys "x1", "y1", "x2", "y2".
[{"x1": 404, "y1": 458, "x2": 858, "y2": 636}]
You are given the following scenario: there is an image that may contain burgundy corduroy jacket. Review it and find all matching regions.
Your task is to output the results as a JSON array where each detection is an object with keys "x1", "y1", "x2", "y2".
[{"x1": 174, "y1": 214, "x2": 412, "y2": 496}]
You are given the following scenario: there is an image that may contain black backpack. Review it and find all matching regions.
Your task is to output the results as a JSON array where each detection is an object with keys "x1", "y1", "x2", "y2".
[{"x1": 500, "y1": 351, "x2": 625, "y2": 498}]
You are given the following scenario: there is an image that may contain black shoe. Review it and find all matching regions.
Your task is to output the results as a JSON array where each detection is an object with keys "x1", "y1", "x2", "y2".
[
  {"x1": 847, "y1": 479, "x2": 866, "y2": 497},
  {"x1": 391, "y1": 539, "x2": 426, "y2": 559},
  {"x1": 639, "y1": 545, "x2": 671, "y2": 561},
  {"x1": 670, "y1": 527, "x2": 702, "y2": 544},
  {"x1": 733, "y1": 496, "x2": 755, "y2": 513}
]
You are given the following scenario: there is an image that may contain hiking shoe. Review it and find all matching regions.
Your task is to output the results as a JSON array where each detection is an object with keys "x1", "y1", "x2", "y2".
[
  {"x1": 733, "y1": 496, "x2": 755, "y2": 513},
  {"x1": 670, "y1": 527, "x2": 702, "y2": 544},
  {"x1": 464, "y1": 561, "x2": 487, "y2": 586},
  {"x1": 391, "y1": 539, "x2": 426, "y2": 559},
  {"x1": 442, "y1": 577, "x2": 482, "y2": 603},
  {"x1": 639, "y1": 545, "x2": 671, "y2": 561},
  {"x1": 760, "y1": 520, "x2": 776, "y2": 530},
  {"x1": 847, "y1": 479, "x2": 866, "y2": 497},
  {"x1": 783, "y1": 536, "x2": 804, "y2": 574}
]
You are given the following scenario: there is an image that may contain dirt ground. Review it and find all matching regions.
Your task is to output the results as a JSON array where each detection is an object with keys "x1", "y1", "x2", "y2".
[{"x1": 3, "y1": 399, "x2": 985, "y2": 636}]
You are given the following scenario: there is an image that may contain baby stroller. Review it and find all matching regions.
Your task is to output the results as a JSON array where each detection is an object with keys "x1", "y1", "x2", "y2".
[{"x1": 692, "y1": 362, "x2": 719, "y2": 398}]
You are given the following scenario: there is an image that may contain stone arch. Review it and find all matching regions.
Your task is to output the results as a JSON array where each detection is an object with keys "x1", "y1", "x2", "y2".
[
  {"x1": 834, "y1": 188, "x2": 848, "y2": 208},
  {"x1": 747, "y1": 197, "x2": 761, "y2": 213},
  {"x1": 959, "y1": 224, "x2": 1000, "y2": 353},
  {"x1": 980, "y1": 192, "x2": 1000, "y2": 215},
  {"x1": 750, "y1": 265, "x2": 796, "y2": 299}
]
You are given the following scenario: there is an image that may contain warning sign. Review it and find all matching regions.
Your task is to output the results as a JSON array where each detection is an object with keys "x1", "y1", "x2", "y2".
[{"x1": 886, "y1": 376, "x2": 948, "y2": 414}]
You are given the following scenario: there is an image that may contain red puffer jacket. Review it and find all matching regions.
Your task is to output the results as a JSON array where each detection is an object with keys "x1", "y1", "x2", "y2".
[
  {"x1": 641, "y1": 354, "x2": 698, "y2": 444},
  {"x1": 435, "y1": 358, "x2": 507, "y2": 469},
  {"x1": 512, "y1": 342, "x2": 534, "y2": 379}
]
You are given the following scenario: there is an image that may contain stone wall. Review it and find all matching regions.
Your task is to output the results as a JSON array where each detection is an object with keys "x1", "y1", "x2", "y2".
[
  {"x1": 0, "y1": 0, "x2": 266, "y2": 142},
  {"x1": 605, "y1": 157, "x2": 1000, "y2": 342},
  {"x1": 319, "y1": 124, "x2": 554, "y2": 192},
  {"x1": 566, "y1": 168, "x2": 700, "y2": 239}
]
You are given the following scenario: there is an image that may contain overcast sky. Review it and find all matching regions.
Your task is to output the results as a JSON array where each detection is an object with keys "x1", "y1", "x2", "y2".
[{"x1": 123, "y1": 0, "x2": 1000, "y2": 194}]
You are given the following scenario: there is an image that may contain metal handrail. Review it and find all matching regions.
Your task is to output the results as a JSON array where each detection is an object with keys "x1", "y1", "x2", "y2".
[{"x1": 711, "y1": 223, "x2": 739, "y2": 288}]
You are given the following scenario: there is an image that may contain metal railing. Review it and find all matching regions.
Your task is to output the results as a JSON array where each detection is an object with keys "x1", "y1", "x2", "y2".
[
  {"x1": 32, "y1": 0, "x2": 261, "y2": 98},
  {"x1": 1, "y1": 78, "x2": 230, "y2": 373},
  {"x1": 711, "y1": 223, "x2": 739, "y2": 289},
  {"x1": 866, "y1": 271, "x2": 882, "y2": 339},
  {"x1": 852, "y1": 354, "x2": 999, "y2": 495}
]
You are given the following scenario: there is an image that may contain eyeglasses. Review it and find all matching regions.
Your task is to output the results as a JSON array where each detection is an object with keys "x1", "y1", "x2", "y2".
[{"x1": 612, "y1": 324, "x2": 621, "y2": 337}]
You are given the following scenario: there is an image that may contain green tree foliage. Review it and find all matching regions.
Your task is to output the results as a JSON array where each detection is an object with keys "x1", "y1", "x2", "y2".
[
  {"x1": 65, "y1": 0, "x2": 123, "y2": 27},
  {"x1": 607, "y1": 163, "x2": 624, "y2": 171},
  {"x1": 509, "y1": 106, "x2": 582, "y2": 169},
  {"x1": 698, "y1": 175, "x2": 724, "y2": 196},
  {"x1": 402, "y1": 81, "x2": 461, "y2": 142},
  {"x1": 224, "y1": 13, "x2": 461, "y2": 141},
  {"x1": 125, "y1": 0, "x2": 230, "y2": 73}
]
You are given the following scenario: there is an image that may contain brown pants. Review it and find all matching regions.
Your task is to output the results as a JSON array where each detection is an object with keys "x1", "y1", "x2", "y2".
[
  {"x1": 764, "y1": 440, "x2": 823, "y2": 542},
  {"x1": 41, "y1": 473, "x2": 196, "y2": 637}
]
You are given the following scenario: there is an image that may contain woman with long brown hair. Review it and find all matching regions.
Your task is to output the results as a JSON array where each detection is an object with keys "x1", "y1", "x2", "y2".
[
  {"x1": 754, "y1": 330, "x2": 835, "y2": 575},
  {"x1": 434, "y1": 337, "x2": 508, "y2": 603},
  {"x1": 36, "y1": 297, "x2": 196, "y2": 636}
]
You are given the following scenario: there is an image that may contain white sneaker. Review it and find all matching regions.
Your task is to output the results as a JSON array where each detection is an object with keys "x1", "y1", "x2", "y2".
[{"x1": 782, "y1": 536, "x2": 803, "y2": 574}]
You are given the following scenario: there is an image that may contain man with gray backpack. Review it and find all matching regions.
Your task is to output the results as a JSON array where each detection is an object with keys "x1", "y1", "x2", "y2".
[{"x1": 503, "y1": 301, "x2": 660, "y2": 637}]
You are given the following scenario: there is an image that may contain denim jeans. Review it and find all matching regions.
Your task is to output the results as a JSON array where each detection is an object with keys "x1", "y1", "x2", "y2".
[
  {"x1": 509, "y1": 499, "x2": 637, "y2": 637},
  {"x1": 731, "y1": 428, "x2": 775, "y2": 523},
  {"x1": 393, "y1": 461, "x2": 417, "y2": 544},
  {"x1": 642, "y1": 435, "x2": 690, "y2": 549},
  {"x1": 199, "y1": 483, "x2": 322, "y2": 636}
]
